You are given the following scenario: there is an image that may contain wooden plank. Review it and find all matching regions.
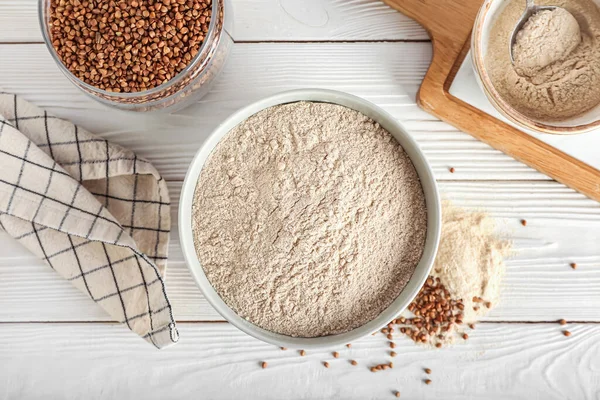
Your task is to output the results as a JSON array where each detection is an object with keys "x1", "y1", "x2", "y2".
[
  {"x1": 231, "y1": 0, "x2": 428, "y2": 41},
  {"x1": 0, "y1": 0, "x2": 428, "y2": 43},
  {"x1": 1, "y1": 181, "x2": 598, "y2": 322},
  {"x1": 0, "y1": 43, "x2": 547, "y2": 181},
  {"x1": 0, "y1": 1, "x2": 39, "y2": 43},
  {"x1": 0, "y1": 322, "x2": 597, "y2": 399}
]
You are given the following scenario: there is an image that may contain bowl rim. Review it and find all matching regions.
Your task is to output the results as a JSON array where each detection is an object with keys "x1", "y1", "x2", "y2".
[
  {"x1": 178, "y1": 89, "x2": 441, "y2": 349},
  {"x1": 472, "y1": 0, "x2": 600, "y2": 135}
]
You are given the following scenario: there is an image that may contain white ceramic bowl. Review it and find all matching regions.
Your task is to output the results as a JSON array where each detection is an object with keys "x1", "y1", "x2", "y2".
[
  {"x1": 472, "y1": 0, "x2": 600, "y2": 134},
  {"x1": 179, "y1": 89, "x2": 441, "y2": 349}
]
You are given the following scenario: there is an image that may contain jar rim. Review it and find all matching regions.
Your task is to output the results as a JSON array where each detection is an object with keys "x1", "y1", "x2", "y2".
[{"x1": 38, "y1": 0, "x2": 222, "y2": 99}]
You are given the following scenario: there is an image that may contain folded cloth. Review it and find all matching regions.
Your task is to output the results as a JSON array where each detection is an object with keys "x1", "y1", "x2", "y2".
[{"x1": 0, "y1": 92, "x2": 178, "y2": 349}]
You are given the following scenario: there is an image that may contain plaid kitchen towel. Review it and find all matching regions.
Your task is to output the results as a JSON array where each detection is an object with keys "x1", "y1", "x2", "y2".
[{"x1": 0, "y1": 92, "x2": 178, "y2": 349}]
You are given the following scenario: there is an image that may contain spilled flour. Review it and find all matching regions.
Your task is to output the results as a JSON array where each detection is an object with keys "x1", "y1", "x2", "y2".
[
  {"x1": 431, "y1": 202, "x2": 512, "y2": 324},
  {"x1": 192, "y1": 102, "x2": 428, "y2": 337},
  {"x1": 394, "y1": 202, "x2": 512, "y2": 346}
]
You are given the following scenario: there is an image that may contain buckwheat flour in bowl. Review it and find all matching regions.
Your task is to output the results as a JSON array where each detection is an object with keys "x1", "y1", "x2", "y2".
[
  {"x1": 190, "y1": 100, "x2": 430, "y2": 339},
  {"x1": 485, "y1": 0, "x2": 600, "y2": 121}
]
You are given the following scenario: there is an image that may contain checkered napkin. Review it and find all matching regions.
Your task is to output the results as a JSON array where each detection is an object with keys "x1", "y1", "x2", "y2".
[{"x1": 0, "y1": 92, "x2": 178, "y2": 349}]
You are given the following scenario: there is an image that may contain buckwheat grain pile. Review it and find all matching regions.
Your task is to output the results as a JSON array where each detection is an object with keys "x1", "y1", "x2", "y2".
[{"x1": 49, "y1": 0, "x2": 212, "y2": 92}]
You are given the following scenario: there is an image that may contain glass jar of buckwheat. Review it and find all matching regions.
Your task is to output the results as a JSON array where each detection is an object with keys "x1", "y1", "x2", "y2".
[{"x1": 39, "y1": 0, "x2": 232, "y2": 112}]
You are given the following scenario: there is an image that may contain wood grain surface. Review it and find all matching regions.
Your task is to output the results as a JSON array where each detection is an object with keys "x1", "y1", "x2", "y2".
[
  {"x1": 1, "y1": 323, "x2": 598, "y2": 399},
  {"x1": 1, "y1": 1, "x2": 599, "y2": 398},
  {"x1": 0, "y1": 43, "x2": 548, "y2": 181}
]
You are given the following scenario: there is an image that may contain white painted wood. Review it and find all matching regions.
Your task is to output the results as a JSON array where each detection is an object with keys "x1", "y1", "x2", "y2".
[
  {"x1": 1, "y1": 181, "x2": 598, "y2": 322},
  {"x1": 0, "y1": 0, "x2": 428, "y2": 43},
  {"x1": 0, "y1": 43, "x2": 547, "y2": 181},
  {"x1": 231, "y1": 0, "x2": 428, "y2": 41},
  {"x1": 0, "y1": 1, "x2": 40, "y2": 43},
  {"x1": 2, "y1": 2, "x2": 597, "y2": 397},
  {"x1": 0, "y1": 322, "x2": 597, "y2": 399}
]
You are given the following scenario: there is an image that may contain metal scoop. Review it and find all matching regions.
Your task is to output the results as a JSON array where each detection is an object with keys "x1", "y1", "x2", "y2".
[{"x1": 509, "y1": 0, "x2": 560, "y2": 63}]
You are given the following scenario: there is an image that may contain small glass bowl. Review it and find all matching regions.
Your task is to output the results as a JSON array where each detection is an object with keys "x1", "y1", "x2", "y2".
[
  {"x1": 472, "y1": 0, "x2": 600, "y2": 134},
  {"x1": 39, "y1": 0, "x2": 233, "y2": 113}
]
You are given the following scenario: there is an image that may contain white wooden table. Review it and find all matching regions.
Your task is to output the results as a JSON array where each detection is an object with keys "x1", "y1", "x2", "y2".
[{"x1": 1, "y1": 1, "x2": 599, "y2": 398}]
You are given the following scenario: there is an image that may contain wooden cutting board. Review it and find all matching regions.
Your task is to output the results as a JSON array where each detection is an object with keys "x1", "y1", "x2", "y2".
[{"x1": 382, "y1": 0, "x2": 600, "y2": 202}]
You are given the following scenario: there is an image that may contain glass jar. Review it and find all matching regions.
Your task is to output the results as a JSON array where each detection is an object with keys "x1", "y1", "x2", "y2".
[{"x1": 39, "y1": 0, "x2": 233, "y2": 113}]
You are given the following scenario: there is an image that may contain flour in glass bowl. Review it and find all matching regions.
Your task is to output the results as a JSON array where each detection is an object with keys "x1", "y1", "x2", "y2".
[
  {"x1": 192, "y1": 102, "x2": 428, "y2": 337},
  {"x1": 486, "y1": 0, "x2": 600, "y2": 121}
]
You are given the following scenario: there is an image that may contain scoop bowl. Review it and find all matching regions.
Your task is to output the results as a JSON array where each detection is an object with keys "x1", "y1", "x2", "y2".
[{"x1": 509, "y1": 0, "x2": 559, "y2": 63}]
